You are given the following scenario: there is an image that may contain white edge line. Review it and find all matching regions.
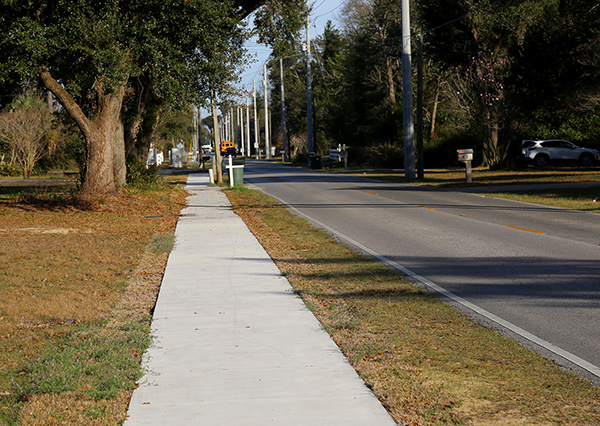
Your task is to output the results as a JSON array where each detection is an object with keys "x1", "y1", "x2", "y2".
[{"x1": 252, "y1": 186, "x2": 600, "y2": 380}]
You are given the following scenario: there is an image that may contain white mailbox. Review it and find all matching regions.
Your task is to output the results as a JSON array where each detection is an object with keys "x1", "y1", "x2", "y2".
[{"x1": 457, "y1": 149, "x2": 474, "y2": 162}]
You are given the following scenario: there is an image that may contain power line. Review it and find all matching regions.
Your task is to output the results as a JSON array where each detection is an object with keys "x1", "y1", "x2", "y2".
[
  {"x1": 313, "y1": 0, "x2": 329, "y2": 11},
  {"x1": 314, "y1": 0, "x2": 347, "y2": 17}
]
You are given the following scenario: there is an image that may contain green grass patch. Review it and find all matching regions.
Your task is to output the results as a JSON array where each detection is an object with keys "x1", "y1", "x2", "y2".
[
  {"x1": 149, "y1": 235, "x2": 176, "y2": 254},
  {"x1": 16, "y1": 321, "x2": 151, "y2": 401}
]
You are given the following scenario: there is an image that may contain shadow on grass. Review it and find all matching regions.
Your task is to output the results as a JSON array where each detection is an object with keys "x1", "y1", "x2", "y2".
[
  {"x1": 269, "y1": 254, "x2": 600, "y2": 309},
  {"x1": 0, "y1": 180, "x2": 98, "y2": 211},
  {"x1": 0, "y1": 180, "x2": 78, "y2": 195}
]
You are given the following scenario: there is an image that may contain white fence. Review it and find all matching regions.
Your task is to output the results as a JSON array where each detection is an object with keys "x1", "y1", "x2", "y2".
[
  {"x1": 329, "y1": 149, "x2": 342, "y2": 161},
  {"x1": 329, "y1": 144, "x2": 348, "y2": 161}
]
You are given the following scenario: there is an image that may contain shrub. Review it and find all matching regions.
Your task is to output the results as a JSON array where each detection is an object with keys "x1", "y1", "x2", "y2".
[
  {"x1": 424, "y1": 131, "x2": 480, "y2": 168},
  {"x1": 365, "y1": 143, "x2": 404, "y2": 169},
  {"x1": 0, "y1": 163, "x2": 21, "y2": 177},
  {"x1": 0, "y1": 92, "x2": 53, "y2": 178},
  {"x1": 126, "y1": 161, "x2": 160, "y2": 189},
  {"x1": 293, "y1": 153, "x2": 308, "y2": 165}
]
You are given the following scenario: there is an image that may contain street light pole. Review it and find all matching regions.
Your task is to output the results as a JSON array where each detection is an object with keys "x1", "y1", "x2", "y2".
[
  {"x1": 306, "y1": 14, "x2": 313, "y2": 159},
  {"x1": 401, "y1": 0, "x2": 415, "y2": 179},
  {"x1": 253, "y1": 79, "x2": 259, "y2": 159},
  {"x1": 280, "y1": 58, "x2": 288, "y2": 162},
  {"x1": 246, "y1": 94, "x2": 251, "y2": 157},
  {"x1": 264, "y1": 63, "x2": 270, "y2": 159},
  {"x1": 416, "y1": 33, "x2": 424, "y2": 180}
]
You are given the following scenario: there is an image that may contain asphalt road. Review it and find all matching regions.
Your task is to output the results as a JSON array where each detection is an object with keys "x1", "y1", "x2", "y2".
[{"x1": 242, "y1": 160, "x2": 600, "y2": 384}]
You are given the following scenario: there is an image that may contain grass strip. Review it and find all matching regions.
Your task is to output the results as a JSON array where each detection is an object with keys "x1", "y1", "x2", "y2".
[
  {"x1": 485, "y1": 186, "x2": 600, "y2": 213},
  {"x1": 226, "y1": 185, "x2": 600, "y2": 426},
  {"x1": 348, "y1": 167, "x2": 600, "y2": 212},
  {"x1": 350, "y1": 167, "x2": 600, "y2": 186}
]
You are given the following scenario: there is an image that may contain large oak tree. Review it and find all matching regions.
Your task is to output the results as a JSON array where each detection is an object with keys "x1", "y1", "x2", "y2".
[{"x1": 0, "y1": 0, "x2": 302, "y2": 195}]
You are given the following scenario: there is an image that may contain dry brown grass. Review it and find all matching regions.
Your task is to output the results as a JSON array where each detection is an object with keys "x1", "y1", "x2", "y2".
[
  {"x1": 0, "y1": 177, "x2": 188, "y2": 425},
  {"x1": 226, "y1": 186, "x2": 600, "y2": 426},
  {"x1": 352, "y1": 167, "x2": 600, "y2": 188},
  {"x1": 351, "y1": 167, "x2": 600, "y2": 212}
]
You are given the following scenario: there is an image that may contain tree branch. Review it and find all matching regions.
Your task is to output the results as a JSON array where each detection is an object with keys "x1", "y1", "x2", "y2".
[
  {"x1": 39, "y1": 70, "x2": 92, "y2": 140},
  {"x1": 234, "y1": 0, "x2": 267, "y2": 19}
]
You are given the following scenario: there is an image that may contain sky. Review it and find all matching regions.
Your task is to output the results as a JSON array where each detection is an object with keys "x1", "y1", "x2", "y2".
[
  {"x1": 199, "y1": 0, "x2": 345, "y2": 119},
  {"x1": 237, "y1": 0, "x2": 346, "y2": 94}
]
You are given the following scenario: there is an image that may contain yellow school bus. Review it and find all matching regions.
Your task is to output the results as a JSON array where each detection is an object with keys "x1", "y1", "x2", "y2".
[{"x1": 220, "y1": 141, "x2": 236, "y2": 156}]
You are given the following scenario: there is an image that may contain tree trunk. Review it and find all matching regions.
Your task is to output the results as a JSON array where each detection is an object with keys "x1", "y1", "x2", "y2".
[
  {"x1": 429, "y1": 78, "x2": 441, "y2": 139},
  {"x1": 482, "y1": 106, "x2": 500, "y2": 168},
  {"x1": 124, "y1": 77, "x2": 155, "y2": 163},
  {"x1": 124, "y1": 116, "x2": 143, "y2": 163},
  {"x1": 81, "y1": 89, "x2": 124, "y2": 194},
  {"x1": 136, "y1": 103, "x2": 162, "y2": 160},
  {"x1": 113, "y1": 112, "x2": 127, "y2": 188},
  {"x1": 386, "y1": 56, "x2": 396, "y2": 105},
  {"x1": 40, "y1": 70, "x2": 126, "y2": 195}
]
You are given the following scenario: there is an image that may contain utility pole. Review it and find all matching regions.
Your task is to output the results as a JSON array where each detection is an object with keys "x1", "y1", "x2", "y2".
[
  {"x1": 211, "y1": 92, "x2": 222, "y2": 183},
  {"x1": 228, "y1": 109, "x2": 231, "y2": 142},
  {"x1": 306, "y1": 14, "x2": 313, "y2": 159},
  {"x1": 237, "y1": 104, "x2": 245, "y2": 155},
  {"x1": 263, "y1": 63, "x2": 270, "y2": 159},
  {"x1": 246, "y1": 94, "x2": 251, "y2": 158},
  {"x1": 222, "y1": 111, "x2": 226, "y2": 141},
  {"x1": 229, "y1": 109, "x2": 233, "y2": 142},
  {"x1": 401, "y1": 0, "x2": 415, "y2": 179},
  {"x1": 253, "y1": 79, "x2": 259, "y2": 159},
  {"x1": 228, "y1": 109, "x2": 232, "y2": 141},
  {"x1": 280, "y1": 58, "x2": 288, "y2": 162},
  {"x1": 197, "y1": 107, "x2": 202, "y2": 163},
  {"x1": 416, "y1": 33, "x2": 424, "y2": 180},
  {"x1": 192, "y1": 106, "x2": 197, "y2": 163},
  {"x1": 230, "y1": 108, "x2": 234, "y2": 142}
]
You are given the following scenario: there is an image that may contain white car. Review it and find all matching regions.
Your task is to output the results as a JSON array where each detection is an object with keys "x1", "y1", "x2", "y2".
[{"x1": 521, "y1": 139, "x2": 600, "y2": 167}]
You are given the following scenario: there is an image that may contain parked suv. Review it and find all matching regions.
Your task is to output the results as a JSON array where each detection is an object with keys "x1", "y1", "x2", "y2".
[
  {"x1": 223, "y1": 147, "x2": 237, "y2": 157},
  {"x1": 521, "y1": 139, "x2": 600, "y2": 167}
]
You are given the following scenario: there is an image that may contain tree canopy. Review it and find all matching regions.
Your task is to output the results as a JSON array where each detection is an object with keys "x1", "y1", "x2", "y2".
[
  {"x1": 0, "y1": 0, "x2": 304, "y2": 194},
  {"x1": 263, "y1": 0, "x2": 600, "y2": 169},
  {"x1": 3, "y1": 0, "x2": 599, "y2": 176}
]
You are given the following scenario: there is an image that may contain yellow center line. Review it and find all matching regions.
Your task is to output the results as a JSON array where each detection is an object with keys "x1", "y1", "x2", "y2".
[
  {"x1": 366, "y1": 191, "x2": 379, "y2": 196},
  {"x1": 415, "y1": 204, "x2": 434, "y2": 210},
  {"x1": 333, "y1": 185, "x2": 342, "y2": 188},
  {"x1": 505, "y1": 225, "x2": 547, "y2": 235}
]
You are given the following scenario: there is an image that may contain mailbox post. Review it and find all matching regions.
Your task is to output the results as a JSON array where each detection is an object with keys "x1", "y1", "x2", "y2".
[
  {"x1": 457, "y1": 149, "x2": 474, "y2": 183},
  {"x1": 340, "y1": 149, "x2": 348, "y2": 169}
]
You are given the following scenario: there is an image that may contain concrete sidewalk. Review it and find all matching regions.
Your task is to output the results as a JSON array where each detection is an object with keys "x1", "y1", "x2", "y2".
[{"x1": 124, "y1": 174, "x2": 396, "y2": 425}]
